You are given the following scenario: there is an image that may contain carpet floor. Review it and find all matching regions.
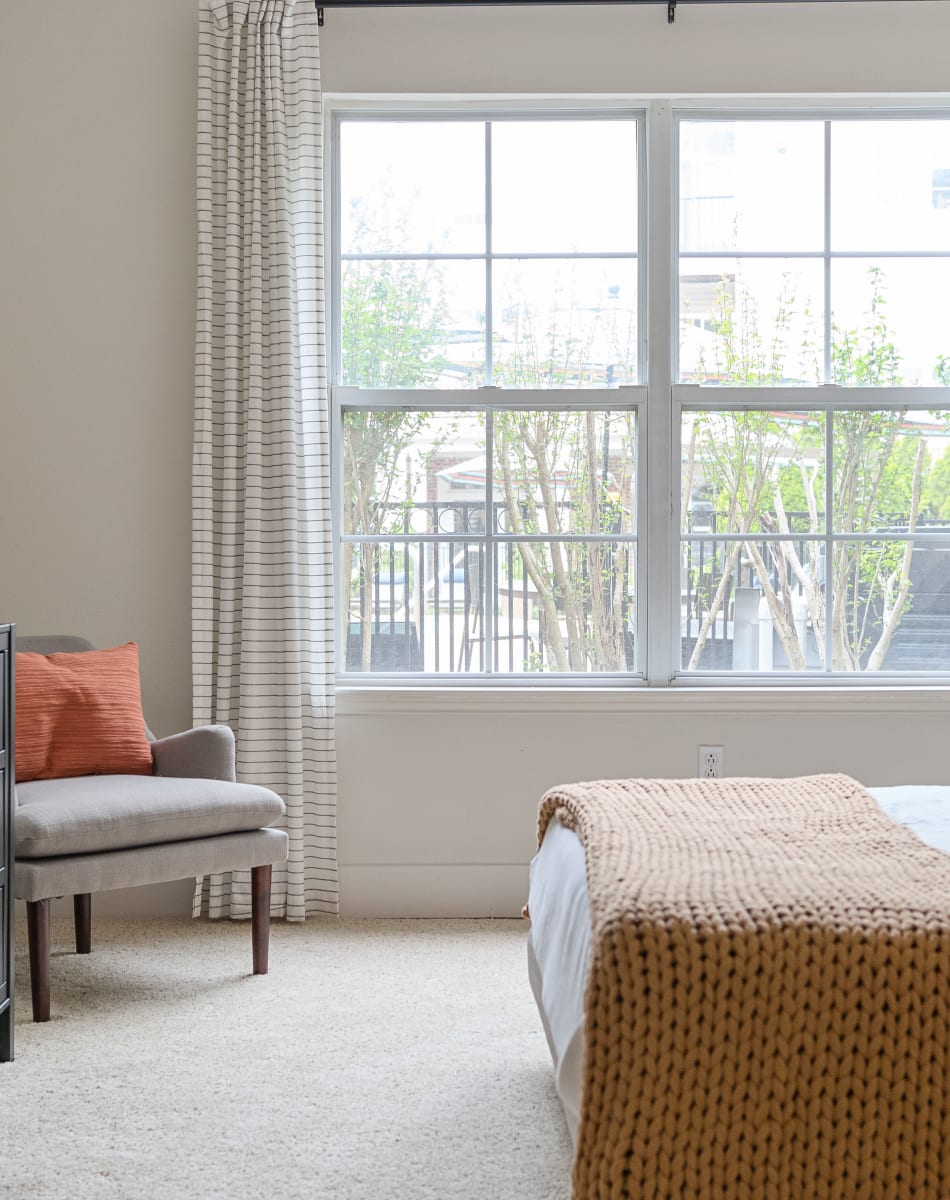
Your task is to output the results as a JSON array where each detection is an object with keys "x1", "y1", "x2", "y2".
[{"x1": 4, "y1": 916, "x2": 573, "y2": 1200}]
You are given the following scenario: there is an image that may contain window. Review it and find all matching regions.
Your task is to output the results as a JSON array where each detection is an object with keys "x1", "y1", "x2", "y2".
[
  {"x1": 337, "y1": 117, "x2": 640, "y2": 390},
  {"x1": 332, "y1": 104, "x2": 950, "y2": 683},
  {"x1": 335, "y1": 113, "x2": 644, "y2": 679},
  {"x1": 341, "y1": 404, "x2": 638, "y2": 675}
]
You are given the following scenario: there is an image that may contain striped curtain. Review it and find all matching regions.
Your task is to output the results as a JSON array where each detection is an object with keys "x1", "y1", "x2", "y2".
[{"x1": 193, "y1": 0, "x2": 337, "y2": 920}]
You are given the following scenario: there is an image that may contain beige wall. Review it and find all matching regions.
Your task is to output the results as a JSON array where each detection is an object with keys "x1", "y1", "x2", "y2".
[
  {"x1": 321, "y1": 1, "x2": 950, "y2": 94},
  {"x1": 2, "y1": 0, "x2": 950, "y2": 918},
  {"x1": 0, "y1": 0, "x2": 197, "y2": 740}
]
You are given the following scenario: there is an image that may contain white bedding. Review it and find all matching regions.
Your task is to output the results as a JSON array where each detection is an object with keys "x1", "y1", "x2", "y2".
[{"x1": 526, "y1": 784, "x2": 950, "y2": 1143}]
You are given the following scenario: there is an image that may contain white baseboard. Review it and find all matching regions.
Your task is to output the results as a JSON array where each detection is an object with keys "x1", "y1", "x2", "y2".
[
  {"x1": 339, "y1": 863, "x2": 530, "y2": 918},
  {"x1": 13, "y1": 868, "x2": 530, "y2": 920}
]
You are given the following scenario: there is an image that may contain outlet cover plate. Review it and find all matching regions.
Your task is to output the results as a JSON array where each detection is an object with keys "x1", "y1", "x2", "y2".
[{"x1": 698, "y1": 745, "x2": 724, "y2": 778}]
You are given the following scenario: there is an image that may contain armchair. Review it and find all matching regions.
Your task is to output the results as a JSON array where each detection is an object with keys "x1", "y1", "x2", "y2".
[{"x1": 14, "y1": 636, "x2": 289, "y2": 1021}]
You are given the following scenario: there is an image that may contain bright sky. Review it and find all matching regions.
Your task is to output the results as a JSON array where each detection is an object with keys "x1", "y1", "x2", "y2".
[{"x1": 340, "y1": 116, "x2": 950, "y2": 386}]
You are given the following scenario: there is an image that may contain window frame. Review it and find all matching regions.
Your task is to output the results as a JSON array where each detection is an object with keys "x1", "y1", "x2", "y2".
[{"x1": 329, "y1": 95, "x2": 950, "y2": 688}]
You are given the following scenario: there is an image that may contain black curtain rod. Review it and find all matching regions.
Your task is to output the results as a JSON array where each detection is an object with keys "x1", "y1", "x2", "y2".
[{"x1": 314, "y1": 0, "x2": 905, "y2": 27}]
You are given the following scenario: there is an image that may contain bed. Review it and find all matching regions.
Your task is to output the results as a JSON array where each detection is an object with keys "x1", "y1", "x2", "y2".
[{"x1": 527, "y1": 777, "x2": 950, "y2": 1197}]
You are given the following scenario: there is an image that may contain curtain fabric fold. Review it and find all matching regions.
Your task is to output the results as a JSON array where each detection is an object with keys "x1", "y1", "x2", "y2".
[{"x1": 193, "y1": 0, "x2": 337, "y2": 920}]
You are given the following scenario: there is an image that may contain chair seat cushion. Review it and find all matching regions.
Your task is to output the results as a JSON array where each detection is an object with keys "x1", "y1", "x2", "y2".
[{"x1": 15, "y1": 775, "x2": 286, "y2": 859}]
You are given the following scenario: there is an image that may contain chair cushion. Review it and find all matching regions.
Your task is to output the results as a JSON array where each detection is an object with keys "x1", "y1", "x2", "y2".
[
  {"x1": 14, "y1": 775, "x2": 285, "y2": 859},
  {"x1": 16, "y1": 643, "x2": 153, "y2": 782}
]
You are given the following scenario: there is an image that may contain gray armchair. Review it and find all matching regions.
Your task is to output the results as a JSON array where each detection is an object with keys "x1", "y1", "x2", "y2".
[{"x1": 14, "y1": 636, "x2": 289, "y2": 1021}]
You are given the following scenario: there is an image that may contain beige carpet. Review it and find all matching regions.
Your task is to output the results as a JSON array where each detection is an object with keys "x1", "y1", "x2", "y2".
[{"x1": 4, "y1": 916, "x2": 572, "y2": 1200}]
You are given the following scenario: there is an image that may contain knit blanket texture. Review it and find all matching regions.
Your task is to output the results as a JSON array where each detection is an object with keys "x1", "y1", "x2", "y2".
[{"x1": 537, "y1": 773, "x2": 950, "y2": 1200}]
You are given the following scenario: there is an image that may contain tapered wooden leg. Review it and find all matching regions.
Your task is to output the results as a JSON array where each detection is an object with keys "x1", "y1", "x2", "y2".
[
  {"x1": 26, "y1": 899, "x2": 51, "y2": 1022},
  {"x1": 74, "y1": 893, "x2": 92, "y2": 955},
  {"x1": 251, "y1": 864, "x2": 272, "y2": 975}
]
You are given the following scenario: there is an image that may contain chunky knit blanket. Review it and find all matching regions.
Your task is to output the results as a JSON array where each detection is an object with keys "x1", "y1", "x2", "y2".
[{"x1": 538, "y1": 774, "x2": 950, "y2": 1200}]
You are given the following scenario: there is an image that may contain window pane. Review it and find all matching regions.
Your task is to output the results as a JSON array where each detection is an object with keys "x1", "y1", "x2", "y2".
[
  {"x1": 680, "y1": 533, "x2": 950, "y2": 674},
  {"x1": 345, "y1": 540, "x2": 485, "y2": 674},
  {"x1": 491, "y1": 120, "x2": 638, "y2": 253},
  {"x1": 681, "y1": 408, "x2": 826, "y2": 674},
  {"x1": 679, "y1": 120, "x2": 824, "y2": 253},
  {"x1": 831, "y1": 410, "x2": 943, "y2": 533},
  {"x1": 345, "y1": 543, "x2": 422, "y2": 672},
  {"x1": 342, "y1": 410, "x2": 485, "y2": 535},
  {"x1": 493, "y1": 259, "x2": 637, "y2": 387},
  {"x1": 832, "y1": 120, "x2": 950, "y2": 252},
  {"x1": 831, "y1": 260, "x2": 950, "y2": 387},
  {"x1": 681, "y1": 534, "x2": 823, "y2": 672},
  {"x1": 340, "y1": 121, "x2": 485, "y2": 255},
  {"x1": 493, "y1": 410, "x2": 636, "y2": 535},
  {"x1": 346, "y1": 538, "x2": 637, "y2": 674},
  {"x1": 679, "y1": 258, "x2": 823, "y2": 384},
  {"x1": 682, "y1": 410, "x2": 826, "y2": 535},
  {"x1": 494, "y1": 540, "x2": 637, "y2": 673},
  {"x1": 829, "y1": 540, "x2": 950, "y2": 672},
  {"x1": 341, "y1": 259, "x2": 486, "y2": 388}
]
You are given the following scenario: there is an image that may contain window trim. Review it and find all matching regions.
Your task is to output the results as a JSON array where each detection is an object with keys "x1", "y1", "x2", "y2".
[{"x1": 329, "y1": 94, "x2": 950, "y2": 688}]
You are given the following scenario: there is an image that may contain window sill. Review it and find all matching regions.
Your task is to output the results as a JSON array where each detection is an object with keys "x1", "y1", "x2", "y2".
[{"x1": 337, "y1": 683, "x2": 950, "y2": 717}]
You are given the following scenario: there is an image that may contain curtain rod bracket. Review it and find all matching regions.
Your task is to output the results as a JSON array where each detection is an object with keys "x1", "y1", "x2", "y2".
[{"x1": 668, "y1": 0, "x2": 676, "y2": 22}]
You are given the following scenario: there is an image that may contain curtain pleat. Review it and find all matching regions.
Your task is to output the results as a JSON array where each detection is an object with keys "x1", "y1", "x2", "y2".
[{"x1": 193, "y1": 0, "x2": 337, "y2": 920}]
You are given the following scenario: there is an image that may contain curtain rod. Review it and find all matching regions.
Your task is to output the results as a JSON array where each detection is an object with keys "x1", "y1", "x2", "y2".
[{"x1": 314, "y1": 0, "x2": 915, "y2": 28}]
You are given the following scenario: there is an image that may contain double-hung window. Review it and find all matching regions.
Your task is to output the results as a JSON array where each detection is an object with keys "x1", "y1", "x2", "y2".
[
  {"x1": 333, "y1": 111, "x2": 644, "y2": 679},
  {"x1": 331, "y1": 102, "x2": 950, "y2": 684}
]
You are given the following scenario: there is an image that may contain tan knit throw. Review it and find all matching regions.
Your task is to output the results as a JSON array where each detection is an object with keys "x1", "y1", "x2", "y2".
[{"x1": 538, "y1": 774, "x2": 950, "y2": 1200}]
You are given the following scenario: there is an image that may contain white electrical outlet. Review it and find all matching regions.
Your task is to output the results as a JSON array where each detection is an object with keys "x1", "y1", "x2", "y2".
[{"x1": 698, "y1": 745, "x2": 724, "y2": 778}]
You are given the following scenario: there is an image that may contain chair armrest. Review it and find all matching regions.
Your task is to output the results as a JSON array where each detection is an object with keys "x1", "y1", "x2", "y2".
[{"x1": 150, "y1": 725, "x2": 236, "y2": 782}]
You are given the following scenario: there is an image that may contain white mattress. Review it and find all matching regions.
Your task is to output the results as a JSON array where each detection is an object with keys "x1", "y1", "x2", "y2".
[{"x1": 526, "y1": 784, "x2": 950, "y2": 1143}]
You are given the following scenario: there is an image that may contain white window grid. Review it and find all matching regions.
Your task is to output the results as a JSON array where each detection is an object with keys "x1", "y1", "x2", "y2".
[{"x1": 329, "y1": 97, "x2": 950, "y2": 686}]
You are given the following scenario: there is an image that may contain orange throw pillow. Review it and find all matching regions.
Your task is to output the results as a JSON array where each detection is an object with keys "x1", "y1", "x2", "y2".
[{"x1": 15, "y1": 642, "x2": 154, "y2": 782}]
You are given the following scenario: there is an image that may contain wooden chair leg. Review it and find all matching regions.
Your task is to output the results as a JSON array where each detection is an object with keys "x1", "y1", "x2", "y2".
[
  {"x1": 251, "y1": 864, "x2": 272, "y2": 975},
  {"x1": 74, "y1": 893, "x2": 92, "y2": 954},
  {"x1": 26, "y1": 899, "x2": 51, "y2": 1022}
]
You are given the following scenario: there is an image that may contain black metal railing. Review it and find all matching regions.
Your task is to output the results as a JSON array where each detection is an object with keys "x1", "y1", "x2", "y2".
[
  {"x1": 681, "y1": 513, "x2": 950, "y2": 671},
  {"x1": 346, "y1": 499, "x2": 634, "y2": 673},
  {"x1": 349, "y1": 502, "x2": 950, "y2": 673}
]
